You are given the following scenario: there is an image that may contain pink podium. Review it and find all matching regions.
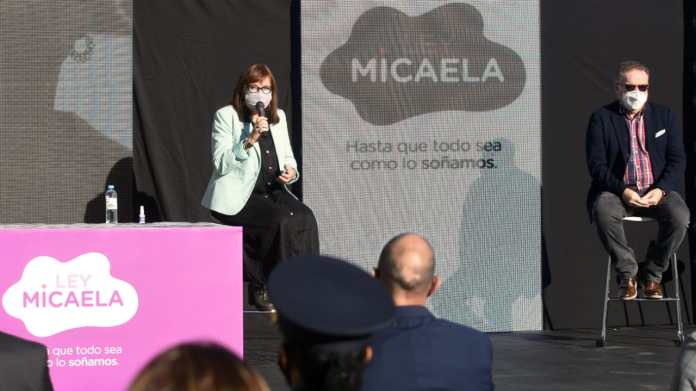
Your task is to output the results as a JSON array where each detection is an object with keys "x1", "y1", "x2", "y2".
[{"x1": 0, "y1": 223, "x2": 243, "y2": 391}]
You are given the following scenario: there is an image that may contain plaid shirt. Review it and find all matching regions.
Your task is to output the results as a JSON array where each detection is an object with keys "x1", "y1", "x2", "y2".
[{"x1": 622, "y1": 110, "x2": 654, "y2": 192}]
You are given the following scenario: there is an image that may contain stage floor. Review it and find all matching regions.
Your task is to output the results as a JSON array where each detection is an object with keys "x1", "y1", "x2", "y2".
[{"x1": 244, "y1": 312, "x2": 689, "y2": 391}]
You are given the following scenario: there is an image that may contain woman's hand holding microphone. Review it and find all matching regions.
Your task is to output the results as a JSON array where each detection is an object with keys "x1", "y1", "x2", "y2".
[{"x1": 244, "y1": 116, "x2": 269, "y2": 149}]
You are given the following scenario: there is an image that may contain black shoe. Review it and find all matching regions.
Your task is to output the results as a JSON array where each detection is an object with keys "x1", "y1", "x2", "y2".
[{"x1": 252, "y1": 286, "x2": 275, "y2": 312}]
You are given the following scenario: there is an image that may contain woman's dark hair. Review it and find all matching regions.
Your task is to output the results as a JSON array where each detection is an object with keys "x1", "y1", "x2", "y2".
[
  {"x1": 231, "y1": 63, "x2": 280, "y2": 124},
  {"x1": 129, "y1": 342, "x2": 269, "y2": 391},
  {"x1": 284, "y1": 341, "x2": 369, "y2": 391}
]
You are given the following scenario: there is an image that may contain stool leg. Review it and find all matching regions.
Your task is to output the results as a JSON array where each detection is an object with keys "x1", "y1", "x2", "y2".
[
  {"x1": 680, "y1": 274, "x2": 692, "y2": 323},
  {"x1": 673, "y1": 253, "x2": 685, "y2": 345},
  {"x1": 598, "y1": 256, "x2": 611, "y2": 347}
]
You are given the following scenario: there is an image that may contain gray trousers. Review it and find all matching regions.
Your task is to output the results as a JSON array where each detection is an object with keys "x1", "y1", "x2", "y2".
[{"x1": 593, "y1": 191, "x2": 690, "y2": 282}]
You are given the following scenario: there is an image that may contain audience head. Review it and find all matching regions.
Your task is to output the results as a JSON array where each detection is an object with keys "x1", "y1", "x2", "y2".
[
  {"x1": 375, "y1": 233, "x2": 440, "y2": 305},
  {"x1": 268, "y1": 255, "x2": 395, "y2": 391},
  {"x1": 129, "y1": 342, "x2": 269, "y2": 391}
]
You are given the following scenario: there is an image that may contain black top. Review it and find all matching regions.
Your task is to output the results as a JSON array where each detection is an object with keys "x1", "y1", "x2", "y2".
[{"x1": 253, "y1": 133, "x2": 283, "y2": 195}]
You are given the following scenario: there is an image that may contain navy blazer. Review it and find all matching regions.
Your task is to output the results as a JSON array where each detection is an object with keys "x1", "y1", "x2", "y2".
[
  {"x1": 585, "y1": 101, "x2": 686, "y2": 219},
  {"x1": 361, "y1": 306, "x2": 493, "y2": 391}
]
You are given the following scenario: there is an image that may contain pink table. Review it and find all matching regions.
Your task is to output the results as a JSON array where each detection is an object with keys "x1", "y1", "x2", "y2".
[{"x1": 0, "y1": 223, "x2": 243, "y2": 391}]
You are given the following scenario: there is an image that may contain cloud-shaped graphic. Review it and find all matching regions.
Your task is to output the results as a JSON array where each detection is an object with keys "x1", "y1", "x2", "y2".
[
  {"x1": 320, "y1": 3, "x2": 527, "y2": 125},
  {"x1": 2, "y1": 252, "x2": 139, "y2": 337}
]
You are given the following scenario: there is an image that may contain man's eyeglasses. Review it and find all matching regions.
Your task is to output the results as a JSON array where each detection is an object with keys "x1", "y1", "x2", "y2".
[
  {"x1": 624, "y1": 84, "x2": 649, "y2": 92},
  {"x1": 247, "y1": 85, "x2": 272, "y2": 94}
]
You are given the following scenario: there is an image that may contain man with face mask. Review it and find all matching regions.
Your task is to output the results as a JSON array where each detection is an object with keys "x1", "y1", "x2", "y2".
[{"x1": 586, "y1": 61, "x2": 690, "y2": 300}]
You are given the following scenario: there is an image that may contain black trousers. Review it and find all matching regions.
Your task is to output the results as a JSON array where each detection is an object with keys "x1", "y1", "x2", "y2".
[
  {"x1": 593, "y1": 191, "x2": 690, "y2": 282},
  {"x1": 212, "y1": 189, "x2": 320, "y2": 288}
]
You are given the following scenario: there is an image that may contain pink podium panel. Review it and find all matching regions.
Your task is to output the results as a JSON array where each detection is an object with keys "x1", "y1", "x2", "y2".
[{"x1": 0, "y1": 223, "x2": 242, "y2": 391}]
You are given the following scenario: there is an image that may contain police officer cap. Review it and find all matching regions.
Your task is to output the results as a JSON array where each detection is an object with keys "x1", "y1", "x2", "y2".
[{"x1": 268, "y1": 255, "x2": 394, "y2": 344}]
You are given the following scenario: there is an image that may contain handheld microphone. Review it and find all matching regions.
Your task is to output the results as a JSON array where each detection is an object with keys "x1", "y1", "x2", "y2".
[
  {"x1": 255, "y1": 101, "x2": 270, "y2": 137},
  {"x1": 255, "y1": 101, "x2": 265, "y2": 118}
]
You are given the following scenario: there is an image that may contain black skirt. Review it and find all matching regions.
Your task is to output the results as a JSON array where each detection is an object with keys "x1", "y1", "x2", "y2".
[{"x1": 211, "y1": 133, "x2": 319, "y2": 287}]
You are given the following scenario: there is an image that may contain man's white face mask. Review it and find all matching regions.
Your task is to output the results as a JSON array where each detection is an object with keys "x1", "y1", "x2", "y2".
[{"x1": 621, "y1": 89, "x2": 648, "y2": 112}]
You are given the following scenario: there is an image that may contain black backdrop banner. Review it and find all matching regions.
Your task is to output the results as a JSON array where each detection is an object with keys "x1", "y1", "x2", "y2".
[
  {"x1": 541, "y1": 0, "x2": 686, "y2": 329},
  {"x1": 686, "y1": 1, "x2": 696, "y2": 309},
  {"x1": 134, "y1": 0, "x2": 294, "y2": 222}
]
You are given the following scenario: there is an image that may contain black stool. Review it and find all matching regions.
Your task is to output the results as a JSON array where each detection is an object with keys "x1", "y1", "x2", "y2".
[{"x1": 597, "y1": 216, "x2": 684, "y2": 347}]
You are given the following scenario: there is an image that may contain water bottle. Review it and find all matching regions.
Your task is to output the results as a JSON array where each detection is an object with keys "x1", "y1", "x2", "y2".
[
  {"x1": 105, "y1": 185, "x2": 118, "y2": 224},
  {"x1": 138, "y1": 205, "x2": 146, "y2": 224}
]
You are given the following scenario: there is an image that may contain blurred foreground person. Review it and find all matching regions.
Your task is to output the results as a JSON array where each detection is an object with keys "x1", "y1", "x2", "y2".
[
  {"x1": 672, "y1": 331, "x2": 696, "y2": 390},
  {"x1": 268, "y1": 255, "x2": 395, "y2": 391},
  {"x1": 0, "y1": 331, "x2": 53, "y2": 391},
  {"x1": 129, "y1": 342, "x2": 268, "y2": 391}
]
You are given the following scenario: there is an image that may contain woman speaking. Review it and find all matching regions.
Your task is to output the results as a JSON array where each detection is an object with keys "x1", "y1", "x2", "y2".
[{"x1": 202, "y1": 64, "x2": 319, "y2": 311}]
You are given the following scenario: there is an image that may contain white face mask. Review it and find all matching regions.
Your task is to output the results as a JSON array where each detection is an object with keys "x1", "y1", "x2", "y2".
[
  {"x1": 244, "y1": 91, "x2": 272, "y2": 113},
  {"x1": 621, "y1": 90, "x2": 647, "y2": 112}
]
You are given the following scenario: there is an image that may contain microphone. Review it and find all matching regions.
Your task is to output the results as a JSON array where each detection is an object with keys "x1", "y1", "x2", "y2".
[
  {"x1": 255, "y1": 101, "x2": 265, "y2": 118},
  {"x1": 255, "y1": 101, "x2": 269, "y2": 137}
]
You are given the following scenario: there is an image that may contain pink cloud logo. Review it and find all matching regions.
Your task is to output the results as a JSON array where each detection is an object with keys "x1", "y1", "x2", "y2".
[{"x1": 2, "y1": 252, "x2": 139, "y2": 337}]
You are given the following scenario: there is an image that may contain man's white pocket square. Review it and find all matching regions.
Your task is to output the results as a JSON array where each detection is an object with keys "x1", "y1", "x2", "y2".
[{"x1": 655, "y1": 129, "x2": 666, "y2": 138}]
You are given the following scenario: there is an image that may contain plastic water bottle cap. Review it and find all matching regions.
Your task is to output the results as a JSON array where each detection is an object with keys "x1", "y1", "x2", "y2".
[{"x1": 107, "y1": 185, "x2": 115, "y2": 190}]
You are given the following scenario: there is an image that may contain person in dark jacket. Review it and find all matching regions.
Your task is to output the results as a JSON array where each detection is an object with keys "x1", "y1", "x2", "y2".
[
  {"x1": 586, "y1": 60, "x2": 689, "y2": 300},
  {"x1": 362, "y1": 233, "x2": 493, "y2": 391},
  {"x1": 0, "y1": 331, "x2": 53, "y2": 391}
]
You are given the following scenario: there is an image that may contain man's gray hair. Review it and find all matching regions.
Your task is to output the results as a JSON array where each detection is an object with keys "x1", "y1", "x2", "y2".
[{"x1": 615, "y1": 60, "x2": 650, "y2": 85}]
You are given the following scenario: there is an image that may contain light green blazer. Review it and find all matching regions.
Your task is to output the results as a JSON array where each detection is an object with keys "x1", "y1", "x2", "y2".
[{"x1": 201, "y1": 105, "x2": 299, "y2": 216}]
